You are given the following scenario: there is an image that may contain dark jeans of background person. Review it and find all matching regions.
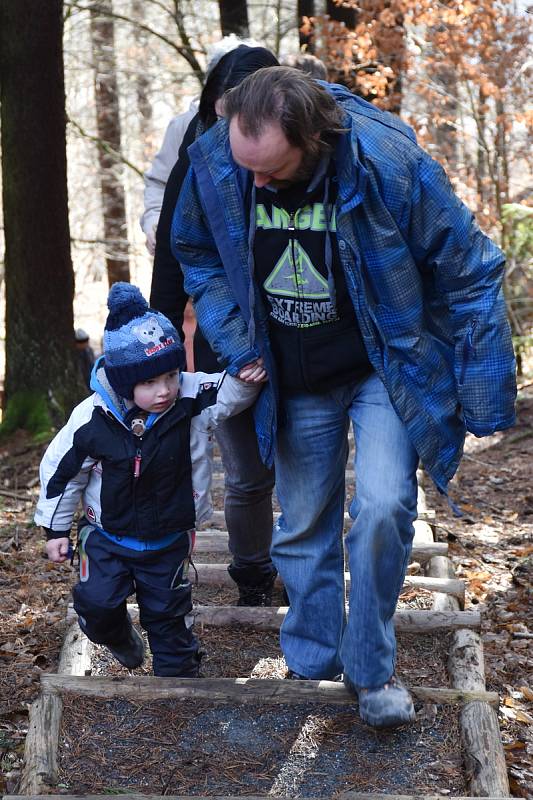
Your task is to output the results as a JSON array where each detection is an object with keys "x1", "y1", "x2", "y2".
[{"x1": 193, "y1": 326, "x2": 276, "y2": 593}]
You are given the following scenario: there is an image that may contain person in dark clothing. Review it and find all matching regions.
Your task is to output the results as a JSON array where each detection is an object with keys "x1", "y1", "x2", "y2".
[
  {"x1": 150, "y1": 45, "x2": 280, "y2": 605},
  {"x1": 75, "y1": 328, "x2": 95, "y2": 390}
]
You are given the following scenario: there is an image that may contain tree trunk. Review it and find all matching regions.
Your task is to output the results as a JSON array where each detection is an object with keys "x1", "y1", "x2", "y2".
[
  {"x1": 323, "y1": 1, "x2": 404, "y2": 112},
  {"x1": 369, "y1": 3, "x2": 405, "y2": 114},
  {"x1": 428, "y1": 3, "x2": 458, "y2": 166},
  {"x1": 433, "y1": 62, "x2": 459, "y2": 165},
  {"x1": 298, "y1": 0, "x2": 315, "y2": 52},
  {"x1": 90, "y1": 0, "x2": 130, "y2": 285},
  {"x1": 476, "y1": 87, "x2": 488, "y2": 208},
  {"x1": 0, "y1": 0, "x2": 85, "y2": 432},
  {"x1": 218, "y1": 0, "x2": 249, "y2": 38},
  {"x1": 326, "y1": 0, "x2": 357, "y2": 29},
  {"x1": 131, "y1": 0, "x2": 152, "y2": 158}
]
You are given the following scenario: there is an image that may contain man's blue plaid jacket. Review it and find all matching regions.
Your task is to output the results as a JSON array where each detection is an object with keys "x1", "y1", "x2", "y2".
[{"x1": 171, "y1": 83, "x2": 516, "y2": 492}]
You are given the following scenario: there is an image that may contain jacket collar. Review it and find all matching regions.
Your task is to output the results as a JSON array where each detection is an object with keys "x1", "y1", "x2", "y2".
[{"x1": 335, "y1": 111, "x2": 368, "y2": 214}]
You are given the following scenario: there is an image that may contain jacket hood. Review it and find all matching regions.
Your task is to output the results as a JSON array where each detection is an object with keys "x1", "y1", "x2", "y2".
[
  {"x1": 323, "y1": 81, "x2": 416, "y2": 143},
  {"x1": 90, "y1": 356, "x2": 131, "y2": 422}
]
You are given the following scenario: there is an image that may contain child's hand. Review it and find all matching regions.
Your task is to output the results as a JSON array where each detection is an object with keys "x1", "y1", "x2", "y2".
[
  {"x1": 46, "y1": 537, "x2": 71, "y2": 563},
  {"x1": 237, "y1": 358, "x2": 268, "y2": 383}
]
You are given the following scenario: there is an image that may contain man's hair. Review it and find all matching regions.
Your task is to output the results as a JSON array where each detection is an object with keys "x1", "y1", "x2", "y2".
[
  {"x1": 281, "y1": 53, "x2": 328, "y2": 81},
  {"x1": 224, "y1": 66, "x2": 344, "y2": 158}
]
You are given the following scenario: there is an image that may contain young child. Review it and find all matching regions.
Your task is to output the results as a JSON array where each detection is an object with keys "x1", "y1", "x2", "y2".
[{"x1": 35, "y1": 283, "x2": 260, "y2": 677}]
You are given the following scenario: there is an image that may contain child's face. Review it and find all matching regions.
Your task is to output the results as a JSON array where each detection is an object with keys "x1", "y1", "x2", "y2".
[{"x1": 133, "y1": 370, "x2": 179, "y2": 413}]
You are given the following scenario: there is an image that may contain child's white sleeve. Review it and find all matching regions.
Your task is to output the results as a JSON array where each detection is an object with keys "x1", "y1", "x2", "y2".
[
  {"x1": 34, "y1": 397, "x2": 97, "y2": 533},
  {"x1": 198, "y1": 372, "x2": 261, "y2": 429},
  {"x1": 185, "y1": 372, "x2": 261, "y2": 526}
]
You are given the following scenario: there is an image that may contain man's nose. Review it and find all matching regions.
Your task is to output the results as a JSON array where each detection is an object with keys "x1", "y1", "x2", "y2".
[{"x1": 254, "y1": 172, "x2": 271, "y2": 188}]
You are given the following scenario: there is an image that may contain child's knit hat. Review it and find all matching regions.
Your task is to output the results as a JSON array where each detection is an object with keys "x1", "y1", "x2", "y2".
[{"x1": 103, "y1": 282, "x2": 185, "y2": 400}]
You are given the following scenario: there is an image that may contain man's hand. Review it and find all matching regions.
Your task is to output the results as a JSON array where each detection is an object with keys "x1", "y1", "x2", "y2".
[
  {"x1": 46, "y1": 537, "x2": 70, "y2": 563},
  {"x1": 237, "y1": 357, "x2": 268, "y2": 383}
]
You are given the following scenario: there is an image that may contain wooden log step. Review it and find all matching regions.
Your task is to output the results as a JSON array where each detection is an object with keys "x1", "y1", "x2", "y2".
[
  {"x1": 66, "y1": 603, "x2": 481, "y2": 633},
  {"x1": 4, "y1": 795, "x2": 511, "y2": 800},
  {"x1": 194, "y1": 530, "x2": 447, "y2": 561},
  {"x1": 4, "y1": 795, "x2": 512, "y2": 800},
  {"x1": 191, "y1": 563, "x2": 465, "y2": 603},
  {"x1": 191, "y1": 605, "x2": 478, "y2": 632},
  {"x1": 205, "y1": 508, "x2": 436, "y2": 528},
  {"x1": 40, "y1": 673, "x2": 499, "y2": 707}
]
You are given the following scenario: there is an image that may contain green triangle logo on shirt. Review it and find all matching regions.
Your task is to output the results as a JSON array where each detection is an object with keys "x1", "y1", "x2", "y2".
[{"x1": 263, "y1": 242, "x2": 330, "y2": 299}]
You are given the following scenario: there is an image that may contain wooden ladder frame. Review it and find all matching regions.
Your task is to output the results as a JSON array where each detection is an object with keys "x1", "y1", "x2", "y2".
[{"x1": 12, "y1": 476, "x2": 510, "y2": 799}]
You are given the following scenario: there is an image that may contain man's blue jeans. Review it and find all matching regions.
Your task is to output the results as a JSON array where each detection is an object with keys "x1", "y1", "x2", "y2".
[{"x1": 273, "y1": 372, "x2": 419, "y2": 689}]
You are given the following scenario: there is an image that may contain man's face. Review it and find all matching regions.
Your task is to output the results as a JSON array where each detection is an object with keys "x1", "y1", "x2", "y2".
[{"x1": 229, "y1": 116, "x2": 316, "y2": 189}]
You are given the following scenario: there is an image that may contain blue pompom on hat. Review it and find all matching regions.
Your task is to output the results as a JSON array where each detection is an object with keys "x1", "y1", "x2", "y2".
[{"x1": 103, "y1": 283, "x2": 185, "y2": 400}]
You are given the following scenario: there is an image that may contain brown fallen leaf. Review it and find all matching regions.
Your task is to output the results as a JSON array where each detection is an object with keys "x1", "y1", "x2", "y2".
[
  {"x1": 504, "y1": 740, "x2": 526, "y2": 750},
  {"x1": 514, "y1": 709, "x2": 533, "y2": 725},
  {"x1": 518, "y1": 685, "x2": 533, "y2": 701}
]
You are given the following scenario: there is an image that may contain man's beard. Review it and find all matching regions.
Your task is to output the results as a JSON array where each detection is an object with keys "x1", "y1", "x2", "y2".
[{"x1": 268, "y1": 149, "x2": 320, "y2": 190}]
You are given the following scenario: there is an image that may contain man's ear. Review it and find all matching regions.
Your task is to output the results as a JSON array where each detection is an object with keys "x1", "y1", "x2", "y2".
[{"x1": 215, "y1": 97, "x2": 225, "y2": 118}]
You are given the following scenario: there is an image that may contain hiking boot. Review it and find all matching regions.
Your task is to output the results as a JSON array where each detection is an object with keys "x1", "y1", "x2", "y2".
[
  {"x1": 156, "y1": 651, "x2": 203, "y2": 678},
  {"x1": 107, "y1": 619, "x2": 145, "y2": 670},
  {"x1": 345, "y1": 674, "x2": 415, "y2": 729},
  {"x1": 177, "y1": 651, "x2": 203, "y2": 678},
  {"x1": 227, "y1": 563, "x2": 277, "y2": 607}
]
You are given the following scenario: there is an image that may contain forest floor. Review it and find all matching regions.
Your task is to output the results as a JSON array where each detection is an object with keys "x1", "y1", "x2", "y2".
[{"x1": 0, "y1": 385, "x2": 531, "y2": 797}]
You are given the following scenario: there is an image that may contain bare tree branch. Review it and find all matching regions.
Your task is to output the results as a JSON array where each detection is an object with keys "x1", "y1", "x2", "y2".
[
  {"x1": 64, "y1": 1, "x2": 204, "y2": 85},
  {"x1": 68, "y1": 116, "x2": 144, "y2": 178}
]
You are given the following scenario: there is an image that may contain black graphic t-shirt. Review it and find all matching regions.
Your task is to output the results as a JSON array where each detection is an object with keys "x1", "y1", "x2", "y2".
[{"x1": 254, "y1": 165, "x2": 373, "y2": 393}]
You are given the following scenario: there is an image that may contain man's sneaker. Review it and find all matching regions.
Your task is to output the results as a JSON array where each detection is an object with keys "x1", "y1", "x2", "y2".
[
  {"x1": 286, "y1": 669, "x2": 309, "y2": 680},
  {"x1": 107, "y1": 622, "x2": 145, "y2": 670},
  {"x1": 286, "y1": 669, "x2": 342, "y2": 681},
  {"x1": 345, "y1": 674, "x2": 415, "y2": 729},
  {"x1": 227, "y1": 563, "x2": 277, "y2": 607}
]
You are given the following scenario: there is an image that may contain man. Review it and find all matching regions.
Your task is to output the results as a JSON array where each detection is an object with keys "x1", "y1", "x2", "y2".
[{"x1": 171, "y1": 68, "x2": 516, "y2": 728}]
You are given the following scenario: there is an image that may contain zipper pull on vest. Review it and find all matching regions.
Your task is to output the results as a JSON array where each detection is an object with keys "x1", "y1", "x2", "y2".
[{"x1": 133, "y1": 448, "x2": 142, "y2": 479}]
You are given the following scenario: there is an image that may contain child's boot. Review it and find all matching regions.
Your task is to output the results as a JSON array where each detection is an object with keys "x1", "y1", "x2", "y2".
[
  {"x1": 227, "y1": 563, "x2": 277, "y2": 606},
  {"x1": 107, "y1": 614, "x2": 145, "y2": 670}
]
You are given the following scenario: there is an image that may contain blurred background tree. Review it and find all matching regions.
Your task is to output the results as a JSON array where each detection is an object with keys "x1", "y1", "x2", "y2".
[{"x1": 0, "y1": 0, "x2": 86, "y2": 436}]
